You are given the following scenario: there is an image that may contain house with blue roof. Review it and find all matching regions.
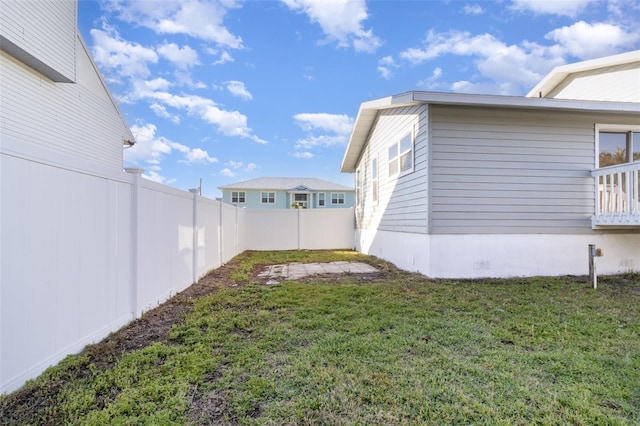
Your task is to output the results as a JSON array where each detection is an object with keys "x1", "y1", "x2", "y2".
[{"x1": 219, "y1": 177, "x2": 355, "y2": 209}]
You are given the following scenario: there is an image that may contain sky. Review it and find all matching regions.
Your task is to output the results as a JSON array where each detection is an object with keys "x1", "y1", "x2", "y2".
[{"x1": 77, "y1": 0, "x2": 640, "y2": 199}]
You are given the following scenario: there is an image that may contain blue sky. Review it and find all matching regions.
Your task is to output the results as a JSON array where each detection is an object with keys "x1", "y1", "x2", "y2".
[{"x1": 77, "y1": 0, "x2": 640, "y2": 198}]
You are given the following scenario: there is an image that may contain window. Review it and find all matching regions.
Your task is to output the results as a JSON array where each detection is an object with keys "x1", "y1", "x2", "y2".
[
  {"x1": 371, "y1": 155, "x2": 378, "y2": 204},
  {"x1": 598, "y1": 126, "x2": 640, "y2": 167},
  {"x1": 294, "y1": 193, "x2": 307, "y2": 208},
  {"x1": 331, "y1": 193, "x2": 345, "y2": 205},
  {"x1": 318, "y1": 192, "x2": 325, "y2": 207},
  {"x1": 388, "y1": 132, "x2": 413, "y2": 177},
  {"x1": 231, "y1": 191, "x2": 245, "y2": 203},
  {"x1": 261, "y1": 191, "x2": 275, "y2": 204}
]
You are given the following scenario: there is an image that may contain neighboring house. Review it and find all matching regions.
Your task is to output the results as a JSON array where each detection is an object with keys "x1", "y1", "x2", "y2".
[
  {"x1": 219, "y1": 177, "x2": 355, "y2": 209},
  {"x1": 341, "y1": 53, "x2": 640, "y2": 278},
  {"x1": 527, "y1": 50, "x2": 640, "y2": 102}
]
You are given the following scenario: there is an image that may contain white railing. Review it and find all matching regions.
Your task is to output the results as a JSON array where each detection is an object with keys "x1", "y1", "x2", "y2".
[{"x1": 591, "y1": 161, "x2": 640, "y2": 227}]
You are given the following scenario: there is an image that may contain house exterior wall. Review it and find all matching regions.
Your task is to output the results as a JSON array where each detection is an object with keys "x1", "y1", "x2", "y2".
[
  {"x1": 0, "y1": 37, "x2": 130, "y2": 173},
  {"x1": 547, "y1": 62, "x2": 640, "y2": 103},
  {"x1": 352, "y1": 102, "x2": 640, "y2": 278},
  {"x1": 355, "y1": 104, "x2": 429, "y2": 234},
  {"x1": 429, "y1": 104, "x2": 640, "y2": 235},
  {"x1": 0, "y1": 0, "x2": 76, "y2": 82},
  {"x1": 221, "y1": 189, "x2": 355, "y2": 209}
]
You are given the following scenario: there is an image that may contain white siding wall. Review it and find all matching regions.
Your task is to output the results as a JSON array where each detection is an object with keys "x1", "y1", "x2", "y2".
[
  {"x1": 357, "y1": 104, "x2": 429, "y2": 234},
  {"x1": 0, "y1": 40, "x2": 129, "y2": 172},
  {"x1": 548, "y1": 62, "x2": 640, "y2": 102},
  {"x1": 429, "y1": 105, "x2": 640, "y2": 234},
  {"x1": 0, "y1": 0, "x2": 76, "y2": 81}
]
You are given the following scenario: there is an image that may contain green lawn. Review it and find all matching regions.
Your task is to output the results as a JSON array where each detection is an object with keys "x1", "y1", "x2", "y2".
[{"x1": 2, "y1": 250, "x2": 639, "y2": 425}]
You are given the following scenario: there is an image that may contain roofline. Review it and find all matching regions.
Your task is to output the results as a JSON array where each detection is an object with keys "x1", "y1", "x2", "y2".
[
  {"x1": 526, "y1": 50, "x2": 640, "y2": 98},
  {"x1": 340, "y1": 90, "x2": 640, "y2": 172}
]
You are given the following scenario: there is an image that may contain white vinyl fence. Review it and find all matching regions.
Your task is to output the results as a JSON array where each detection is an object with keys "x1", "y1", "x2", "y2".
[{"x1": 0, "y1": 158, "x2": 354, "y2": 394}]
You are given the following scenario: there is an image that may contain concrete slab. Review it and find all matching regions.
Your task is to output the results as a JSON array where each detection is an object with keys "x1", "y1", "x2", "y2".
[{"x1": 259, "y1": 262, "x2": 378, "y2": 281}]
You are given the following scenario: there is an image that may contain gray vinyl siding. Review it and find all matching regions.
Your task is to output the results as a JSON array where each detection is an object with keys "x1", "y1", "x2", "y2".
[
  {"x1": 357, "y1": 104, "x2": 429, "y2": 233},
  {"x1": 429, "y1": 104, "x2": 640, "y2": 234}
]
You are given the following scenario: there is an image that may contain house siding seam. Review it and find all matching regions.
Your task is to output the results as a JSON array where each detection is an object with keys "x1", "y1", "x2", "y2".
[
  {"x1": 356, "y1": 104, "x2": 429, "y2": 234},
  {"x1": 429, "y1": 104, "x2": 640, "y2": 235}
]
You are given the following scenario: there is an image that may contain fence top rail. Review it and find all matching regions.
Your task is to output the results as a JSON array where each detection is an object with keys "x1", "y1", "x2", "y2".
[{"x1": 592, "y1": 161, "x2": 640, "y2": 176}]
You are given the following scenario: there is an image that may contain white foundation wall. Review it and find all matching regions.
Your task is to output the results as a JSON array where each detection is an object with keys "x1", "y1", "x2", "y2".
[{"x1": 356, "y1": 229, "x2": 640, "y2": 278}]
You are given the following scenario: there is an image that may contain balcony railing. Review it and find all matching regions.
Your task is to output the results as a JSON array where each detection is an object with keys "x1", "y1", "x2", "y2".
[{"x1": 591, "y1": 161, "x2": 640, "y2": 227}]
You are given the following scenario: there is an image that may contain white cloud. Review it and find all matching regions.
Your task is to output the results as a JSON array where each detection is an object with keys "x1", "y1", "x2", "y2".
[
  {"x1": 417, "y1": 67, "x2": 443, "y2": 90},
  {"x1": 138, "y1": 91, "x2": 266, "y2": 143},
  {"x1": 124, "y1": 122, "x2": 174, "y2": 165},
  {"x1": 157, "y1": 42, "x2": 200, "y2": 69},
  {"x1": 545, "y1": 21, "x2": 640, "y2": 59},
  {"x1": 293, "y1": 151, "x2": 314, "y2": 159},
  {"x1": 180, "y1": 148, "x2": 218, "y2": 164},
  {"x1": 225, "y1": 80, "x2": 253, "y2": 100},
  {"x1": 293, "y1": 113, "x2": 354, "y2": 135},
  {"x1": 90, "y1": 28, "x2": 158, "y2": 80},
  {"x1": 125, "y1": 122, "x2": 217, "y2": 167},
  {"x1": 399, "y1": 29, "x2": 566, "y2": 94},
  {"x1": 209, "y1": 50, "x2": 234, "y2": 65},
  {"x1": 224, "y1": 161, "x2": 257, "y2": 172},
  {"x1": 143, "y1": 170, "x2": 176, "y2": 185},
  {"x1": 104, "y1": 0, "x2": 243, "y2": 48},
  {"x1": 281, "y1": 0, "x2": 381, "y2": 52},
  {"x1": 219, "y1": 168, "x2": 236, "y2": 177},
  {"x1": 291, "y1": 112, "x2": 353, "y2": 158},
  {"x1": 377, "y1": 55, "x2": 398, "y2": 79},
  {"x1": 462, "y1": 4, "x2": 484, "y2": 15},
  {"x1": 150, "y1": 103, "x2": 181, "y2": 123},
  {"x1": 510, "y1": 0, "x2": 597, "y2": 17}
]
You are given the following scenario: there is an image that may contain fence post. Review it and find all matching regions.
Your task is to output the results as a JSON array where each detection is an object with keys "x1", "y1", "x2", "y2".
[
  {"x1": 189, "y1": 188, "x2": 199, "y2": 284},
  {"x1": 297, "y1": 207, "x2": 302, "y2": 250},
  {"x1": 124, "y1": 167, "x2": 144, "y2": 318},
  {"x1": 218, "y1": 200, "x2": 223, "y2": 266}
]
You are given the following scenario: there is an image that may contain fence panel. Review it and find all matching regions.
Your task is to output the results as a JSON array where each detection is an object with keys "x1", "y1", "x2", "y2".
[
  {"x1": 300, "y1": 208, "x2": 355, "y2": 249},
  {"x1": 0, "y1": 155, "x2": 133, "y2": 394},
  {"x1": 244, "y1": 208, "x2": 355, "y2": 250}
]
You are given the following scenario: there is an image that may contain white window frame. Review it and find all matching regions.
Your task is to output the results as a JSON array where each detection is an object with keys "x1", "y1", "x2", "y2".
[
  {"x1": 231, "y1": 191, "x2": 245, "y2": 204},
  {"x1": 318, "y1": 192, "x2": 326, "y2": 207},
  {"x1": 261, "y1": 191, "x2": 276, "y2": 204},
  {"x1": 596, "y1": 124, "x2": 640, "y2": 168},
  {"x1": 388, "y1": 131, "x2": 414, "y2": 178},
  {"x1": 331, "y1": 192, "x2": 345, "y2": 205}
]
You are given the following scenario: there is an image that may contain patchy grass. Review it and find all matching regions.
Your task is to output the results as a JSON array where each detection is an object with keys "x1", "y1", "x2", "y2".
[{"x1": 1, "y1": 250, "x2": 639, "y2": 425}]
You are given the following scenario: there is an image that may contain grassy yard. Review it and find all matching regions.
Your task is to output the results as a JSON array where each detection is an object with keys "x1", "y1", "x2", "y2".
[{"x1": 1, "y1": 250, "x2": 639, "y2": 425}]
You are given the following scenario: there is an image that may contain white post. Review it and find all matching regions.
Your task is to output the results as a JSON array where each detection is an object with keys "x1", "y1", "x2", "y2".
[
  {"x1": 189, "y1": 188, "x2": 199, "y2": 284},
  {"x1": 125, "y1": 167, "x2": 144, "y2": 318}
]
